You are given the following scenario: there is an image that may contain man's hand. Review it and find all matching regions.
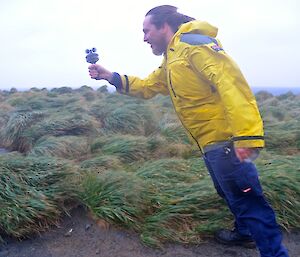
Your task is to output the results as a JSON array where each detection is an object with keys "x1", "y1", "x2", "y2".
[
  {"x1": 234, "y1": 147, "x2": 260, "y2": 162},
  {"x1": 88, "y1": 64, "x2": 113, "y2": 82}
]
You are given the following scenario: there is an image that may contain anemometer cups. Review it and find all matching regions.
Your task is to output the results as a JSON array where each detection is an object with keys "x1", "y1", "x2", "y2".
[{"x1": 85, "y1": 48, "x2": 99, "y2": 64}]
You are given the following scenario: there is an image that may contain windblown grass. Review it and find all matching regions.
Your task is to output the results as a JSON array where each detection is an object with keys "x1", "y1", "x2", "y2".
[
  {"x1": 0, "y1": 88, "x2": 299, "y2": 247},
  {"x1": 136, "y1": 158, "x2": 229, "y2": 247},
  {"x1": 28, "y1": 136, "x2": 90, "y2": 160},
  {"x1": 90, "y1": 135, "x2": 150, "y2": 163},
  {"x1": 0, "y1": 111, "x2": 45, "y2": 152},
  {"x1": 158, "y1": 113, "x2": 190, "y2": 144},
  {"x1": 80, "y1": 170, "x2": 154, "y2": 229},
  {"x1": 103, "y1": 104, "x2": 156, "y2": 135},
  {"x1": 0, "y1": 153, "x2": 78, "y2": 240},
  {"x1": 257, "y1": 155, "x2": 300, "y2": 229},
  {"x1": 23, "y1": 113, "x2": 99, "y2": 151},
  {"x1": 80, "y1": 155, "x2": 122, "y2": 171}
]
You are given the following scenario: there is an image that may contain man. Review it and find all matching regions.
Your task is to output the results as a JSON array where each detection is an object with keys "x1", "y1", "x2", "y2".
[{"x1": 88, "y1": 5, "x2": 289, "y2": 257}]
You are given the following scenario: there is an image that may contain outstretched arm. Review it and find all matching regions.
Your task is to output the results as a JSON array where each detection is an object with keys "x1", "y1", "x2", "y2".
[
  {"x1": 88, "y1": 64, "x2": 113, "y2": 83},
  {"x1": 88, "y1": 62, "x2": 169, "y2": 99}
]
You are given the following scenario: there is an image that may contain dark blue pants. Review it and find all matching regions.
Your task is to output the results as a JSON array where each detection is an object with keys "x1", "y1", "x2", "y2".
[{"x1": 203, "y1": 145, "x2": 289, "y2": 257}]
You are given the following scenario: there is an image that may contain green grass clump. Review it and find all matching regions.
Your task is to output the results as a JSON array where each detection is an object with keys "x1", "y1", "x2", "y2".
[
  {"x1": 0, "y1": 111, "x2": 45, "y2": 152},
  {"x1": 91, "y1": 135, "x2": 150, "y2": 163},
  {"x1": 136, "y1": 158, "x2": 205, "y2": 187},
  {"x1": 0, "y1": 153, "x2": 77, "y2": 240},
  {"x1": 80, "y1": 170, "x2": 154, "y2": 229},
  {"x1": 158, "y1": 113, "x2": 190, "y2": 144},
  {"x1": 103, "y1": 104, "x2": 156, "y2": 135},
  {"x1": 80, "y1": 155, "x2": 122, "y2": 171},
  {"x1": 24, "y1": 113, "x2": 99, "y2": 147},
  {"x1": 28, "y1": 136, "x2": 90, "y2": 160},
  {"x1": 0, "y1": 88, "x2": 299, "y2": 248},
  {"x1": 135, "y1": 158, "x2": 230, "y2": 247},
  {"x1": 257, "y1": 155, "x2": 300, "y2": 230}
]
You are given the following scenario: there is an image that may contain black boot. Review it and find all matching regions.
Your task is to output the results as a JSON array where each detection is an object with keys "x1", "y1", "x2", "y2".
[{"x1": 214, "y1": 229, "x2": 256, "y2": 248}]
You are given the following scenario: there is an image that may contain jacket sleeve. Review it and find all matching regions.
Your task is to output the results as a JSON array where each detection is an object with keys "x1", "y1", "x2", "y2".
[
  {"x1": 189, "y1": 46, "x2": 264, "y2": 148},
  {"x1": 113, "y1": 63, "x2": 169, "y2": 99}
]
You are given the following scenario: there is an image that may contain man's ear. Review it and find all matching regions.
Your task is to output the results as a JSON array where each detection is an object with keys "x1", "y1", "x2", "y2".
[
  {"x1": 161, "y1": 22, "x2": 172, "y2": 33},
  {"x1": 161, "y1": 22, "x2": 175, "y2": 41}
]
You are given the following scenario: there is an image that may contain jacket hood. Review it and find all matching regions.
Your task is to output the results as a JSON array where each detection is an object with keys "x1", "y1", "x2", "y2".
[{"x1": 176, "y1": 20, "x2": 218, "y2": 38}]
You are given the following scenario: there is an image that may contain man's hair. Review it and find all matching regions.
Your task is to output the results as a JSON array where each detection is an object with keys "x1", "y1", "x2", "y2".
[{"x1": 146, "y1": 5, "x2": 195, "y2": 33}]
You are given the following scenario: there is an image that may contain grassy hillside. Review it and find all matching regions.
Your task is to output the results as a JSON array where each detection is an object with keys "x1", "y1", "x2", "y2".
[{"x1": 0, "y1": 86, "x2": 299, "y2": 246}]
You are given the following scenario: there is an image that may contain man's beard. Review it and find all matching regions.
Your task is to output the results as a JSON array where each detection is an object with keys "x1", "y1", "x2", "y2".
[{"x1": 151, "y1": 40, "x2": 167, "y2": 56}]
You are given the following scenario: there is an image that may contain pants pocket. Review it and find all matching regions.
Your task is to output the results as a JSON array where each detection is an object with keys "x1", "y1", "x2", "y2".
[{"x1": 235, "y1": 166, "x2": 263, "y2": 196}]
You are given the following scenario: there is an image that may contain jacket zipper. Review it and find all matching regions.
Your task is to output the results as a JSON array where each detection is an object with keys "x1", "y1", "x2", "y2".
[
  {"x1": 168, "y1": 71, "x2": 177, "y2": 97},
  {"x1": 167, "y1": 86, "x2": 202, "y2": 153},
  {"x1": 166, "y1": 59, "x2": 202, "y2": 152}
]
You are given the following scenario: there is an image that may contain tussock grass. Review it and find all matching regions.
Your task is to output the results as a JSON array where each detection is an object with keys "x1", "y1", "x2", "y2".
[
  {"x1": 80, "y1": 155, "x2": 122, "y2": 171},
  {"x1": 135, "y1": 158, "x2": 230, "y2": 246},
  {"x1": 89, "y1": 94, "x2": 158, "y2": 136},
  {"x1": 103, "y1": 104, "x2": 156, "y2": 135},
  {"x1": 0, "y1": 103, "x2": 14, "y2": 128},
  {"x1": 158, "y1": 113, "x2": 190, "y2": 144},
  {"x1": 257, "y1": 156, "x2": 300, "y2": 230},
  {"x1": 80, "y1": 170, "x2": 154, "y2": 229},
  {"x1": 0, "y1": 154, "x2": 77, "y2": 240},
  {"x1": 25, "y1": 113, "x2": 99, "y2": 146},
  {"x1": 0, "y1": 88, "x2": 299, "y2": 247},
  {"x1": 256, "y1": 93, "x2": 300, "y2": 154},
  {"x1": 0, "y1": 111, "x2": 45, "y2": 152},
  {"x1": 91, "y1": 135, "x2": 150, "y2": 163},
  {"x1": 136, "y1": 158, "x2": 205, "y2": 186},
  {"x1": 140, "y1": 186, "x2": 228, "y2": 247},
  {"x1": 28, "y1": 136, "x2": 90, "y2": 160}
]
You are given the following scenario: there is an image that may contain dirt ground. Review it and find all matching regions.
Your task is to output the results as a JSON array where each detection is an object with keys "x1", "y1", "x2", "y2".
[{"x1": 0, "y1": 206, "x2": 299, "y2": 257}]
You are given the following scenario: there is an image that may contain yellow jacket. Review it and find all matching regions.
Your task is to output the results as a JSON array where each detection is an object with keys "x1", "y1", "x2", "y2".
[{"x1": 115, "y1": 20, "x2": 264, "y2": 152}]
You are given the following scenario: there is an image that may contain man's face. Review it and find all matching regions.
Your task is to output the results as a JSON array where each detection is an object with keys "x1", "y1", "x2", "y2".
[{"x1": 143, "y1": 15, "x2": 168, "y2": 56}]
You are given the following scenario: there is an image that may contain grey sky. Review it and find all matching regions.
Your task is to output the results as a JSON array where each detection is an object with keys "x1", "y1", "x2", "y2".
[{"x1": 0, "y1": 0, "x2": 299, "y2": 91}]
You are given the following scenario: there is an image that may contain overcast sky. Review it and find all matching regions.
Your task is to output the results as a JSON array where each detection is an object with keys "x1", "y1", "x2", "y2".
[{"x1": 0, "y1": 0, "x2": 299, "y2": 91}]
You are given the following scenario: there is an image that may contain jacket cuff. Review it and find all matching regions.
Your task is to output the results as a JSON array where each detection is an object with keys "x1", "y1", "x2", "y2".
[{"x1": 110, "y1": 72, "x2": 123, "y2": 91}]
